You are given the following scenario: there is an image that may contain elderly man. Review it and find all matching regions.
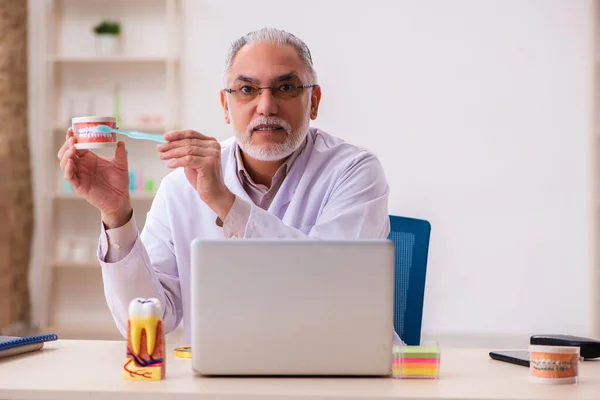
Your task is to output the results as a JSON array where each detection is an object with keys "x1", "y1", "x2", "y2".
[{"x1": 57, "y1": 27, "x2": 391, "y2": 342}]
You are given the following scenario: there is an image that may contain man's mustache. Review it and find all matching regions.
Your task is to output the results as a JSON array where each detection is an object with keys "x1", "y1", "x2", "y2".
[{"x1": 246, "y1": 117, "x2": 292, "y2": 135}]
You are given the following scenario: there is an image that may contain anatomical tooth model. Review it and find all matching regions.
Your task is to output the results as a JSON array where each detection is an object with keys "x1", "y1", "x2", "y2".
[{"x1": 122, "y1": 298, "x2": 166, "y2": 380}]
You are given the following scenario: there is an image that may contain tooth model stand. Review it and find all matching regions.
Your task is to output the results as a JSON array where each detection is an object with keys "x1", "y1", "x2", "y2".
[{"x1": 123, "y1": 298, "x2": 166, "y2": 380}]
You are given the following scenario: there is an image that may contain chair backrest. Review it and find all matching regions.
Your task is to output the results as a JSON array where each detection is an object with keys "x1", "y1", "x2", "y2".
[{"x1": 387, "y1": 215, "x2": 431, "y2": 345}]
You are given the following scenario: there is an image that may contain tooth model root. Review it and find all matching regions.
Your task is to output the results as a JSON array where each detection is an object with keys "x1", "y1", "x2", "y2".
[
  {"x1": 130, "y1": 316, "x2": 160, "y2": 356},
  {"x1": 123, "y1": 297, "x2": 165, "y2": 381}
]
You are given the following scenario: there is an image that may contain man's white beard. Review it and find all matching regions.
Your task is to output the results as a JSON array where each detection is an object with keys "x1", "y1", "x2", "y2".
[{"x1": 231, "y1": 106, "x2": 311, "y2": 162}]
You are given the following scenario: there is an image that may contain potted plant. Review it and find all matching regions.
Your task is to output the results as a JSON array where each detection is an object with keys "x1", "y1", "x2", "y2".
[{"x1": 93, "y1": 20, "x2": 121, "y2": 56}]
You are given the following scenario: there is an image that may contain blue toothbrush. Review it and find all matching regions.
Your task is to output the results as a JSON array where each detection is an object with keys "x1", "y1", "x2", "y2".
[{"x1": 96, "y1": 125, "x2": 167, "y2": 144}]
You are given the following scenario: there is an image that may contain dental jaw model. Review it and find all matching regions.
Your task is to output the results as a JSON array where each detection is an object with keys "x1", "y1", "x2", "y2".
[
  {"x1": 123, "y1": 298, "x2": 166, "y2": 380},
  {"x1": 72, "y1": 116, "x2": 118, "y2": 150}
]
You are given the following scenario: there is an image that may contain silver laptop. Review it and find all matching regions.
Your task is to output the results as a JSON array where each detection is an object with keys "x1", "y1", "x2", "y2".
[{"x1": 190, "y1": 239, "x2": 395, "y2": 376}]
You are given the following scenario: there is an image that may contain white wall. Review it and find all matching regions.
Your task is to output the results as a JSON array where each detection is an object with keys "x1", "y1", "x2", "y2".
[
  {"x1": 27, "y1": 0, "x2": 595, "y2": 340},
  {"x1": 179, "y1": 0, "x2": 595, "y2": 338}
]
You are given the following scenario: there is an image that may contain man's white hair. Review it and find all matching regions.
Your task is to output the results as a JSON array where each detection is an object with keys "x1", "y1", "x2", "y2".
[{"x1": 222, "y1": 27, "x2": 318, "y2": 86}]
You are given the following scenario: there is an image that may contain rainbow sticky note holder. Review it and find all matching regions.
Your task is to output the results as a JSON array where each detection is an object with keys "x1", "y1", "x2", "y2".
[{"x1": 392, "y1": 342, "x2": 441, "y2": 379}]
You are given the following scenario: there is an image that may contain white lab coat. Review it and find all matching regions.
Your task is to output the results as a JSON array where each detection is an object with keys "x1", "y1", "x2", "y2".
[{"x1": 98, "y1": 127, "x2": 391, "y2": 343}]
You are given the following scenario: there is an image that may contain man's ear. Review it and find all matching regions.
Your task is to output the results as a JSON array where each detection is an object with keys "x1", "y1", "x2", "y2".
[
  {"x1": 310, "y1": 85, "x2": 322, "y2": 120},
  {"x1": 220, "y1": 90, "x2": 231, "y2": 124}
]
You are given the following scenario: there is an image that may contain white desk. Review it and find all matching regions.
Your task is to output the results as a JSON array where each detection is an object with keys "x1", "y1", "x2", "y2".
[{"x1": 0, "y1": 340, "x2": 599, "y2": 400}]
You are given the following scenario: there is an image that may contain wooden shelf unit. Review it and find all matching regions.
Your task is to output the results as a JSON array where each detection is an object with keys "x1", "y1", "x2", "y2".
[{"x1": 38, "y1": 0, "x2": 182, "y2": 340}]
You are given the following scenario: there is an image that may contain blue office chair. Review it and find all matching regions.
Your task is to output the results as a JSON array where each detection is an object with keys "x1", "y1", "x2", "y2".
[{"x1": 387, "y1": 215, "x2": 431, "y2": 345}]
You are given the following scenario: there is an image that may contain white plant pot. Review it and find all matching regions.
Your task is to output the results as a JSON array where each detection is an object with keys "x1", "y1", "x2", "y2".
[{"x1": 95, "y1": 35, "x2": 120, "y2": 56}]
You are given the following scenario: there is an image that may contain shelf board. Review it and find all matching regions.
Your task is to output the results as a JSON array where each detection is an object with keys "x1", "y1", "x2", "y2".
[
  {"x1": 53, "y1": 125, "x2": 168, "y2": 134},
  {"x1": 43, "y1": 324, "x2": 124, "y2": 341},
  {"x1": 42, "y1": 323, "x2": 184, "y2": 341},
  {"x1": 52, "y1": 192, "x2": 155, "y2": 200},
  {"x1": 51, "y1": 259, "x2": 99, "y2": 269},
  {"x1": 50, "y1": 55, "x2": 177, "y2": 64}
]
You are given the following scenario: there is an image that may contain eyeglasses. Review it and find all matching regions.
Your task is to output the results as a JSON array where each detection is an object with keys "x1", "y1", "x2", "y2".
[{"x1": 223, "y1": 83, "x2": 318, "y2": 102}]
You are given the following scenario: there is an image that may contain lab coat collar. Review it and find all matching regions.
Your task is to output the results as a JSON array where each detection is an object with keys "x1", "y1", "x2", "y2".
[{"x1": 224, "y1": 143, "x2": 253, "y2": 204}]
